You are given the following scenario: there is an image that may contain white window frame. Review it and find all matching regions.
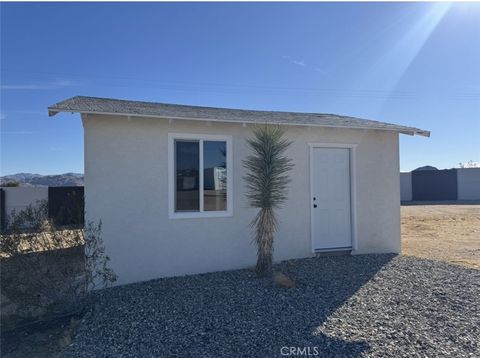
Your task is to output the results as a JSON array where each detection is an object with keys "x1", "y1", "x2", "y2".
[{"x1": 168, "y1": 133, "x2": 233, "y2": 219}]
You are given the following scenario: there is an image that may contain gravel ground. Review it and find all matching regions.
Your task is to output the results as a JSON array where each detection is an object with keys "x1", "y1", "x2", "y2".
[{"x1": 63, "y1": 255, "x2": 480, "y2": 357}]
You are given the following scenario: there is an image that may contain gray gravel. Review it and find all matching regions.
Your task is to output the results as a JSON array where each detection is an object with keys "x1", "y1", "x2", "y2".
[{"x1": 62, "y1": 255, "x2": 480, "y2": 357}]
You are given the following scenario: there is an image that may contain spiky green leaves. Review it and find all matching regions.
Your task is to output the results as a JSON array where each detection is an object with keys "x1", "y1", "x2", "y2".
[
  {"x1": 243, "y1": 125, "x2": 294, "y2": 210},
  {"x1": 243, "y1": 125, "x2": 293, "y2": 276}
]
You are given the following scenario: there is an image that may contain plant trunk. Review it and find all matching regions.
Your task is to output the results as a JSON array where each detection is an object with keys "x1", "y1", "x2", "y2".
[
  {"x1": 253, "y1": 208, "x2": 276, "y2": 276},
  {"x1": 256, "y1": 245, "x2": 273, "y2": 276}
]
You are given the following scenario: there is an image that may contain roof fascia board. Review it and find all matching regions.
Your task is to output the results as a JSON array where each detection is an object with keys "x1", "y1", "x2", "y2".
[{"x1": 48, "y1": 108, "x2": 430, "y2": 137}]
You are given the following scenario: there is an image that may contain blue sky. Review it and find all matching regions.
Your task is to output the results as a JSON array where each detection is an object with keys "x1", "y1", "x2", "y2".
[{"x1": 1, "y1": 2, "x2": 479, "y2": 175}]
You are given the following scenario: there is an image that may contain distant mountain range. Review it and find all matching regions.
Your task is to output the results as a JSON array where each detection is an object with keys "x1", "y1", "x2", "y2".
[{"x1": 0, "y1": 173, "x2": 84, "y2": 187}]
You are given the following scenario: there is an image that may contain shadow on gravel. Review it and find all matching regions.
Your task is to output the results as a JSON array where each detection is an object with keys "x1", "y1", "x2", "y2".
[
  {"x1": 1, "y1": 246, "x2": 85, "y2": 358},
  {"x1": 269, "y1": 254, "x2": 394, "y2": 356},
  {"x1": 1, "y1": 314, "x2": 82, "y2": 358},
  {"x1": 62, "y1": 254, "x2": 395, "y2": 357},
  {"x1": 1, "y1": 245, "x2": 84, "y2": 330}
]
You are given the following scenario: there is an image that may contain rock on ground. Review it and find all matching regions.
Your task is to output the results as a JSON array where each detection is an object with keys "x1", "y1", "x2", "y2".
[{"x1": 63, "y1": 255, "x2": 480, "y2": 357}]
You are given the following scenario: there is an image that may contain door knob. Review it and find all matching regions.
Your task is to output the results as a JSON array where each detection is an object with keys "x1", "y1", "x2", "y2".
[{"x1": 313, "y1": 204, "x2": 317, "y2": 208}]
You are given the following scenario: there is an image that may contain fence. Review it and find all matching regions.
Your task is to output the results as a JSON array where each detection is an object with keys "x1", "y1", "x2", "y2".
[
  {"x1": 0, "y1": 186, "x2": 84, "y2": 231},
  {"x1": 457, "y1": 168, "x2": 480, "y2": 200},
  {"x1": 401, "y1": 168, "x2": 480, "y2": 202}
]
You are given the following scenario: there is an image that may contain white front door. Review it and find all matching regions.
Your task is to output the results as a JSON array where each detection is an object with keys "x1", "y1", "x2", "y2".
[{"x1": 311, "y1": 147, "x2": 352, "y2": 251}]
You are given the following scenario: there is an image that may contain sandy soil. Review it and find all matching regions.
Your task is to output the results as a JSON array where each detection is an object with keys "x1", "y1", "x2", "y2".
[{"x1": 401, "y1": 204, "x2": 480, "y2": 269}]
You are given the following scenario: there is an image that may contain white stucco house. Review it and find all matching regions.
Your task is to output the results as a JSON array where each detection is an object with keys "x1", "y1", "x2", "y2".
[{"x1": 48, "y1": 96, "x2": 429, "y2": 285}]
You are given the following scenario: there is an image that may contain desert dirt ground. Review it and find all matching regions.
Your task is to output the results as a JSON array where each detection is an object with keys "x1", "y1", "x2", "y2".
[{"x1": 401, "y1": 203, "x2": 480, "y2": 269}]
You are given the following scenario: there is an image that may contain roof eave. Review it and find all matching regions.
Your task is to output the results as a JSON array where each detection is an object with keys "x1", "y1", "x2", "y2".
[
  {"x1": 48, "y1": 107, "x2": 430, "y2": 137},
  {"x1": 414, "y1": 129, "x2": 430, "y2": 137},
  {"x1": 400, "y1": 129, "x2": 430, "y2": 137}
]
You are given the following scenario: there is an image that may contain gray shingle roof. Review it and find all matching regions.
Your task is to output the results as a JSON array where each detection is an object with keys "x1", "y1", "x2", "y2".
[{"x1": 48, "y1": 96, "x2": 430, "y2": 137}]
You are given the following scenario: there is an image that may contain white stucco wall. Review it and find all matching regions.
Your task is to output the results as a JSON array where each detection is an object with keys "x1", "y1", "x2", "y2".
[
  {"x1": 83, "y1": 115, "x2": 401, "y2": 285},
  {"x1": 400, "y1": 172, "x2": 412, "y2": 202},
  {"x1": 457, "y1": 168, "x2": 480, "y2": 200},
  {"x1": 2, "y1": 187, "x2": 48, "y2": 217}
]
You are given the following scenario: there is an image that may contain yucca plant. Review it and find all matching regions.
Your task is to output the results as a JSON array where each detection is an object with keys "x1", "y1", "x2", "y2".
[{"x1": 243, "y1": 125, "x2": 294, "y2": 276}]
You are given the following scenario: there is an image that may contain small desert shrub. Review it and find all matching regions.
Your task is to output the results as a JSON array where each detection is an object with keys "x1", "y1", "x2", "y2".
[{"x1": 0, "y1": 201, "x2": 116, "y2": 323}]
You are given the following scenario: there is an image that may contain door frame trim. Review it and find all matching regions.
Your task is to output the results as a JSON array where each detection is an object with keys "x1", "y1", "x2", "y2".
[{"x1": 308, "y1": 143, "x2": 358, "y2": 253}]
